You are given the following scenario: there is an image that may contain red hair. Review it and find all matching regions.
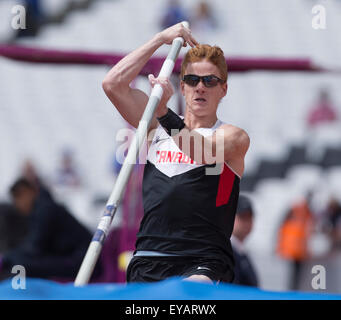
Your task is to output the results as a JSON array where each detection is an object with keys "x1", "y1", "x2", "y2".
[{"x1": 180, "y1": 44, "x2": 228, "y2": 82}]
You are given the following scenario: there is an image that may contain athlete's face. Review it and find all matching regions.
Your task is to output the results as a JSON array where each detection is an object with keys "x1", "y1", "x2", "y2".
[{"x1": 180, "y1": 60, "x2": 227, "y2": 117}]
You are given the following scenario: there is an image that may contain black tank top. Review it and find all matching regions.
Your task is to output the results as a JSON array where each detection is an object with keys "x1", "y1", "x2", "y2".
[{"x1": 135, "y1": 120, "x2": 240, "y2": 267}]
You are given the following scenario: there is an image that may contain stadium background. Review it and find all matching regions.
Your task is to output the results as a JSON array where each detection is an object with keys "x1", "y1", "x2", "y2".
[{"x1": 0, "y1": 0, "x2": 341, "y2": 294}]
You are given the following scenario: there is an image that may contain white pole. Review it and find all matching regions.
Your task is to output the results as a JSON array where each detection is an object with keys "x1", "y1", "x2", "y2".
[{"x1": 74, "y1": 21, "x2": 189, "y2": 286}]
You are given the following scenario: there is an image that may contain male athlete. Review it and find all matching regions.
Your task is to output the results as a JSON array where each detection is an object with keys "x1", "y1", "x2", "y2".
[{"x1": 102, "y1": 23, "x2": 250, "y2": 283}]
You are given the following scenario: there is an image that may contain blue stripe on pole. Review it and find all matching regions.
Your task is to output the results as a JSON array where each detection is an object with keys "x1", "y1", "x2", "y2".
[
  {"x1": 104, "y1": 205, "x2": 114, "y2": 217},
  {"x1": 92, "y1": 229, "x2": 106, "y2": 243}
]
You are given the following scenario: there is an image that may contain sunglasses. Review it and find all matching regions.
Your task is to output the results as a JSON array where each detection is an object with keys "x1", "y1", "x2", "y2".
[{"x1": 182, "y1": 74, "x2": 224, "y2": 88}]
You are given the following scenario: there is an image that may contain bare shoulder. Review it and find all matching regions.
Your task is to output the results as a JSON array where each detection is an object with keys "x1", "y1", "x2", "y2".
[
  {"x1": 218, "y1": 123, "x2": 250, "y2": 152},
  {"x1": 216, "y1": 123, "x2": 250, "y2": 177},
  {"x1": 218, "y1": 123, "x2": 246, "y2": 133}
]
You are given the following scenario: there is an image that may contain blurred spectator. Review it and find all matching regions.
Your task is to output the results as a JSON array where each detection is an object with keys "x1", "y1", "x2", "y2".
[
  {"x1": 0, "y1": 203, "x2": 29, "y2": 254},
  {"x1": 277, "y1": 196, "x2": 314, "y2": 290},
  {"x1": 190, "y1": 1, "x2": 217, "y2": 33},
  {"x1": 16, "y1": 0, "x2": 45, "y2": 38},
  {"x1": 21, "y1": 159, "x2": 41, "y2": 187},
  {"x1": 0, "y1": 178, "x2": 95, "y2": 281},
  {"x1": 20, "y1": 159, "x2": 52, "y2": 199},
  {"x1": 307, "y1": 89, "x2": 338, "y2": 128},
  {"x1": 55, "y1": 148, "x2": 81, "y2": 188},
  {"x1": 160, "y1": 0, "x2": 189, "y2": 30},
  {"x1": 230, "y1": 194, "x2": 259, "y2": 287},
  {"x1": 322, "y1": 197, "x2": 341, "y2": 250}
]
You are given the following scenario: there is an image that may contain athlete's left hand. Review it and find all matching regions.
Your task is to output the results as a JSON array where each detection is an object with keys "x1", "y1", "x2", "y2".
[{"x1": 148, "y1": 74, "x2": 174, "y2": 118}]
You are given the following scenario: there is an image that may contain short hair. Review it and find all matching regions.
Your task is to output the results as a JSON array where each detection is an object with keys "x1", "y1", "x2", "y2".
[
  {"x1": 9, "y1": 178, "x2": 35, "y2": 196},
  {"x1": 180, "y1": 44, "x2": 228, "y2": 83}
]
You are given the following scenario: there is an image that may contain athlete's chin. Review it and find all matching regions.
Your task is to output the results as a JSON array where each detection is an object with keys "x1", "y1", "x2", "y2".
[{"x1": 190, "y1": 104, "x2": 212, "y2": 116}]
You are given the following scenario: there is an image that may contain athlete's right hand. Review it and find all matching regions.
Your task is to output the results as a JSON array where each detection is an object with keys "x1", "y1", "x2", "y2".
[
  {"x1": 148, "y1": 74, "x2": 174, "y2": 118},
  {"x1": 157, "y1": 23, "x2": 198, "y2": 48}
]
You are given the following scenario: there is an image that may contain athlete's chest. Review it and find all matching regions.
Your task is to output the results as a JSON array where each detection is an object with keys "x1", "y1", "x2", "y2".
[{"x1": 147, "y1": 124, "x2": 220, "y2": 178}]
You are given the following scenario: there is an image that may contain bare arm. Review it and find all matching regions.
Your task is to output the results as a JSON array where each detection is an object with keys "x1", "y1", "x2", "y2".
[
  {"x1": 214, "y1": 124, "x2": 250, "y2": 177},
  {"x1": 102, "y1": 23, "x2": 198, "y2": 129},
  {"x1": 176, "y1": 124, "x2": 250, "y2": 177}
]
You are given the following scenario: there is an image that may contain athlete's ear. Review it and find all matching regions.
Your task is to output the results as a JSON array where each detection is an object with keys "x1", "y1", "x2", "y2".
[
  {"x1": 221, "y1": 82, "x2": 228, "y2": 97},
  {"x1": 180, "y1": 80, "x2": 185, "y2": 96}
]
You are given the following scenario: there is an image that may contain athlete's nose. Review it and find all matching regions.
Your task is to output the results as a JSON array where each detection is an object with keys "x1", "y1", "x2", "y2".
[{"x1": 195, "y1": 80, "x2": 206, "y2": 93}]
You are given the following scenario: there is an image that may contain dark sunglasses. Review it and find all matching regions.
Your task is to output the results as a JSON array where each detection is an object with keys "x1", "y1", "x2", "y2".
[{"x1": 182, "y1": 74, "x2": 224, "y2": 88}]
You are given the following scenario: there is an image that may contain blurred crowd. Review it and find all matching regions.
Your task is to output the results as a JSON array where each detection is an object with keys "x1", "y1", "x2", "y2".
[
  {"x1": 13, "y1": 0, "x2": 219, "y2": 40},
  {"x1": 4, "y1": 0, "x2": 94, "y2": 42},
  {"x1": 0, "y1": 148, "x2": 143, "y2": 284},
  {"x1": 160, "y1": 0, "x2": 217, "y2": 33},
  {"x1": 0, "y1": 149, "x2": 90, "y2": 281},
  {"x1": 276, "y1": 192, "x2": 341, "y2": 290}
]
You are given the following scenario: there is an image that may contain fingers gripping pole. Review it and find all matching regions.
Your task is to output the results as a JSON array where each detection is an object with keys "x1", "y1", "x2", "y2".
[{"x1": 74, "y1": 22, "x2": 189, "y2": 286}]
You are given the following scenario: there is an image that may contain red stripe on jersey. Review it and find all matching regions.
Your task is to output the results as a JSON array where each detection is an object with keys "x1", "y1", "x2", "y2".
[{"x1": 216, "y1": 163, "x2": 235, "y2": 207}]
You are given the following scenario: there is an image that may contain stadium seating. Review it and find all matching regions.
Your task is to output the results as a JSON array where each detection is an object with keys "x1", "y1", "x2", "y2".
[{"x1": 0, "y1": 0, "x2": 340, "y2": 291}]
